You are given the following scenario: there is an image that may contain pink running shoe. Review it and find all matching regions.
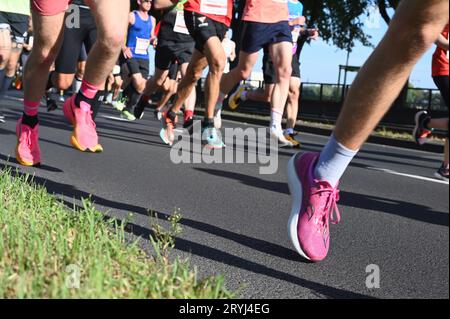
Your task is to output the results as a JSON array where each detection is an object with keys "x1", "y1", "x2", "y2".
[
  {"x1": 16, "y1": 118, "x2": 41, "y2": 167},
  {"x1": 287, "y1": 152, "x2": 341, "y2": 262},
  {"x1": 63, "y1": 95, "x2": 103, "y2": 153}
]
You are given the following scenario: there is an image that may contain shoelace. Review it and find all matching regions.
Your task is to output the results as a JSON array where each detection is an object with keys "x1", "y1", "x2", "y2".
[
  {"x1": 310, "y1": 183, "x2": 341, "y2": 233},
  {"x1": 23, "y1": 128, "x2": 32, "y2": 148},
  {"x1": 81, "y1": 108, "x2": 97, "y2": 131}
]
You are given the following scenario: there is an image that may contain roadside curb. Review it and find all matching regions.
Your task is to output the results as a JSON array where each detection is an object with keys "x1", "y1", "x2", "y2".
[{"x1": 197, "y1": 109, "x2": 445, "y2": 154}]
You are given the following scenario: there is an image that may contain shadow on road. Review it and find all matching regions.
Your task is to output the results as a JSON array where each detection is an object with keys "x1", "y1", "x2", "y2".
[
  {"x1": 194, "y1": 167, "x2": 448, "y2": 227},
  {"x1": 0, "y1": 160, "x2": 375, "y2": 299}
]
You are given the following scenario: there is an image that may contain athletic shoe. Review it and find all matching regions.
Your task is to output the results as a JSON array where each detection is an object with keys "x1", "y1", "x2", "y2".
[
  {"x1": 287, "y1": 152, "x2": 341, "y2": 262},
  {"x1": 134, "y1": 98, "x2": 148, "y2": 120},
  {"x1": 121, "y1": 109, "x2": 136, "y2": 121},
  {"x1": 63, "y1": 95, "x2": 103, "y2": 153},
  {"x1": 284, "y1": 134, "x2": 301, "y2": 149},
  {"x1": 160, "y1": 113, "x2": 177, "y2": 146},
  {"x1": 434, "y1": 165, "x2": 449, "y2": 182},
  {"x1": 105, "y1": 93, "x2": 113, "y2": 105},
  {"x1": 228, "y1": 84, "x2": 248, "y2": 111},
  {"x1": 46, "y1": 97, "x2": 58, "y2": 112},
  {"x1": 154, "y1": 109, "x2": 163, "y2": 120},
  {"x1": 214, "y1": 108, "x2": 222, "y2": 129},
  {"x1": 112, "y1": 99, "x2": 126, "y2": 112},
  {"x1": 413, "y1": 111, "x2": 432, "y2": 145},
  {"x1": 202, "y1": 127, "x2": 225, "y2": 149},
  {"x1": 271, "y1": 126, "x2": 294, "y2": 148},
  {"x1": 15, "y1": 118, "x2": 41, "y2": 166}
]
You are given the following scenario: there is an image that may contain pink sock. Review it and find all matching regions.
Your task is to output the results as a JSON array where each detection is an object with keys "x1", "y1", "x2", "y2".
[
  {"x1": 24, "y1": 100, "x2": 40, "y2": 117},
  {"x1": 79, "y1": 81, "x2": 99, "y2": 99}
]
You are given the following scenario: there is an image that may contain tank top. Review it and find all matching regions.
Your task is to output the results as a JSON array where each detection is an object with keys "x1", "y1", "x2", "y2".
[
  {"x1": 243, "y1": 0, "x2": 289, "y2": 24},
  {"x1": 432, "y1": 24, "x2": 449, "y2": 77},
  {"x1": 158, "y1": 4, "x2": 194, "y2": 45},
  {"x1": 126, "y1": 11, "x2": 153, "y2": 60},
  {"x1": 184, "y1": 0, "x2": 233, "y2": 27}
]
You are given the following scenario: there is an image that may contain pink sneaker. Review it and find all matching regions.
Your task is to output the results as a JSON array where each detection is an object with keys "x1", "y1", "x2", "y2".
[
  {"x1": 15, "y1": 118, "x2": 41, "y2": 166},
  {"x1": 287, "y1": 152, "x2": 341, "y2": 262},
  {"x1": 63, "y1": 95, "x2": 103, "y2": 153}
]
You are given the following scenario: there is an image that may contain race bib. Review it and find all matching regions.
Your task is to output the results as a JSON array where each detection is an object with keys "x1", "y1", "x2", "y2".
[
  {"x1": 174, "y1": 10, "x2": 189, "y2": 35},
  {"x1": 135, "y1": 37, "x2": 150, "y2": 55},
  {"x1": 200, "y1": 0, "x2": 228, "y2": 16}
]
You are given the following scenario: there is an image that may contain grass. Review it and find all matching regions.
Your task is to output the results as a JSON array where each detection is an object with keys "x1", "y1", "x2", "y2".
[{"x1": 0, "y1": 168, "x2": 234, "y2": 299}]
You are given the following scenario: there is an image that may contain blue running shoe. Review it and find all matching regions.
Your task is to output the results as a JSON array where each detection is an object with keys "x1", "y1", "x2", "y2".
[{"x1": 202, "y1": 127, "x2": 225, "y2": 149}]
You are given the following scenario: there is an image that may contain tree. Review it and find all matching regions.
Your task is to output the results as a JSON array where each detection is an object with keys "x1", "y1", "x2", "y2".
[{"x1": 231, "y1": 0, "x2": 399, "y2": 52}]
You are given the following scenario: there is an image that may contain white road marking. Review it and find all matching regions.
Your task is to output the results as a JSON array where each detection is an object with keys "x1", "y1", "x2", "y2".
[
  {"x1": 367, "y1": 167, "x2": 449, "y2": 185},
  {"x1": 101, "y1": 115, "x2": 133, "y2": 122}
]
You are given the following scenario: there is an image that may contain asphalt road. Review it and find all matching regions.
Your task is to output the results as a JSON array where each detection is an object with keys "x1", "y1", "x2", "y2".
[{"x1": 0, "y1": 93, "x2": 448, "y2": 299}]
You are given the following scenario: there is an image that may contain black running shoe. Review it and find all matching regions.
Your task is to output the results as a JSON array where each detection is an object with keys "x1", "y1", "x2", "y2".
[
  {"x1": 413, "y1": 110, "x2": 432, "y2": 145},
  {"x1": 46, "y1": 97, "x2": 58, "y2": 112},
  {"x1": 134, "y1": 98, "x2": 147, "y2": 120},
  {"x1": 435, "y1": 165, "x2": 449, "y2": 182}
]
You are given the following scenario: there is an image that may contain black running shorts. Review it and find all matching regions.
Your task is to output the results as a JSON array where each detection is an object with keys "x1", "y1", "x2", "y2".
[
  {"x1": 0, "y1": 12, "x2": 29, "y2": 45},
  {"x1": 184, "y1": 11, "x2": 228, "y2": 54},
  {"x1": 55, "y1": 9, "x2": 96, "y2": 74}
]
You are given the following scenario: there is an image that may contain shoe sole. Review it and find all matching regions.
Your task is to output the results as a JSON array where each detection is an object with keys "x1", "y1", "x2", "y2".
[
  {"x1": 413, "y1": 111, "x2": 427, "y2": 145},
  {"x1": 159, "y1": 128, "x2": 173, "y2": 146},
  {"x1": 70, "y1": 134, "x2": 103, "y2": 153},
  {"x1": 434, "y1": 171, "x2": 449, "y2": 182},
  {"x1": 287, "y1": 154, "x2": 311, "y2": 261},
  {"x1": 15, "y1": 140, "x2": 40, "y2": 167}
]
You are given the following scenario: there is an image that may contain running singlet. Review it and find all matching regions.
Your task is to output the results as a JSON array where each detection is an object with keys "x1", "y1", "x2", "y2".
[
  {"x1": 288, "y1": 0, "x2": 304, "y2": 55},
  {"x1": 184, "y1": 0, "x2": 233, "y2": 27},
  {"x1": 243, "y1": 0, "x2": 289, "y2": 24},
  {"x1": 432, "y1": 24, "x2": 449, "y2": 77},
  {"x1": 158, "y1": 3, "x2": 194, "y2": 45},
  {"x1": 0, "y1": 0, "x2": 30, "y2": 16},
  {"x1": 126, "y1": 11, "x2": 153, "y2": 60}
]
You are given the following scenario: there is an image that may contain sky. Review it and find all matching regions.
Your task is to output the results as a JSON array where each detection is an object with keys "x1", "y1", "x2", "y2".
[{"x1": 149, "y1": 5, "x2": 440, "y2": 90}]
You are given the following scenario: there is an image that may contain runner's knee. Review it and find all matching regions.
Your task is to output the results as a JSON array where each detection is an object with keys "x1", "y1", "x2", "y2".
[
  {"x1": 209, "y1": 58, "x2": 225, "y2": 76},
  {"x1": 97, "y1": 32, "x2": 126, "y2": 57},
  {"x1": 54, "y1": 74, "x2": 74, "y2": 90}
]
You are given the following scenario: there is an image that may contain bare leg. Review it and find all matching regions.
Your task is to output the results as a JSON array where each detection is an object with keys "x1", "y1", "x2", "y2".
[
  {"x1": 23, "y1": 12, "x2": 66, "y2": 103},
  {"x1": 157, "y1": 78, "x2": 176, "y2": 111},
  {"x1": 202, "y1": 37, "x2": 226, "y2": 119},
  {"x1": 84, "y1": 0, "x2": 129, "y2": 87},
  {"x1": 170, "y1": 50, "x2": 208, "y2": 113},
  {"x1": 334, "y1": 0, "x2": 450, "y2": 151},
  {"x1": 286, "y1": 77, "x2": 301, "y2": 130},
  {"x1": 246, "y1": 84, "x2": 273, "y2": 103},
  {"x1": 219, "y1": 50, "x2": 259, "y2": 95},
  {"x1": 142, "y1": 68, "x2": 170, "y2": 97},
  {"x1": 180, "y1": 62, "x2": 196, "y2": 112},
  {"x1": 0, "y1": 28, "x2": 12, "y2": 69},
  {"x1": 5, "y1": 45, "x2": 22, "y2": 77},
  {"x1": 428, "y1": 118, "x2": 449, "y2": 130},
  {"x1": 268, "y1": 41, "x2": 292, "y2": 116}
]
